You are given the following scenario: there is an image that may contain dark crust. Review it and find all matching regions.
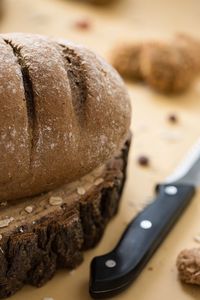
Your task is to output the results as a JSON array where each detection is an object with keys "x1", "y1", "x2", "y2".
[
  {"x1": 58, "y1": 43, "x2": 87, "y2": 122},
  {"x1": 3, "y1": 38, "x2": 36, "y2": 152},
  {"x1": 0, "y1": 138, "x2": 130, "y2": 299}
]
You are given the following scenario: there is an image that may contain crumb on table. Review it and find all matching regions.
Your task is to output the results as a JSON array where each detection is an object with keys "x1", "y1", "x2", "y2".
[
  {"x1": 176, "y1": 248, "x2": 200, "y2": 285},
  {"x1": 137, "y1": 155, "x2": 150, "y2": 167}
]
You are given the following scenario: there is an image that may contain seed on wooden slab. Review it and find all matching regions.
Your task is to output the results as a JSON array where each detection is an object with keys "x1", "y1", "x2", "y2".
[
  {"x1": 77, "y1": 187, "x2": 86, "y2": 195},
  {"x1": 49, "y1": 196, "x2": 63, "y2": 206},
  {"x1": 0, "y1": 218, "x2": 13, "y2": 228},
  {"x1": 94, "y1": 178, "x2": 104, "y2": 186},
  {"x1": 43, "y1": 297, "x2": 54, "y2": 300},
  {"x1": 25, "y1": 206, "x2": 33, "y2": 214},
  {"x1": 0, "y1": 234, "x2": 2, "y2": 240}
]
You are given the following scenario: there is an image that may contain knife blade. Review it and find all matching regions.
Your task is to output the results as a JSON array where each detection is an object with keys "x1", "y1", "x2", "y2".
[{"x1": 89, "y1": 138, "x2": 200, "y2": 299}]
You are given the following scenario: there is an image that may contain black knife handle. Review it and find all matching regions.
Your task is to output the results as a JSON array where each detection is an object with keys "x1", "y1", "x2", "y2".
[{"x1": 89, "y1": 183, "x2": 195, "y2": 299}]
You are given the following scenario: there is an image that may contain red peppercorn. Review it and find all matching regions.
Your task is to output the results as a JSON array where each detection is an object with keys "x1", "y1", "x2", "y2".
[
  {"x1": 168, "y1": 113, "x2": 178, "y2": 123},
  {"x1": 137, "y1": 155, "x2": 149, "y2": 166},
  {"x1": 74, "y1": 19, "x2": 91, "y2": 30}
]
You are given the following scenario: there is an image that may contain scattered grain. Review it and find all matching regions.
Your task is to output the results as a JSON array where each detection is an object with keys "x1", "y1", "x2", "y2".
[
  {"x1": 25, "y1": 206, "x2": 33, "y2": 214},
  {"x1": 94, "y1": 178, "x2": 104, "y2": 186},
  {"x1": 49, "y1": 196, "x2": 63, "y2": 206},
  {"x1": 0, "y1": 218, "x2": 14, "y2": 228},
  {"x1": 77, "y1": 187, "x2": 86, "y2": 195}
]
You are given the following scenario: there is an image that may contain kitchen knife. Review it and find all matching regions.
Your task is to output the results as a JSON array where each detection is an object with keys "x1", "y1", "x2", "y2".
[{"x1": 89, "y1": 138, "x2": 200, "y2": 298}]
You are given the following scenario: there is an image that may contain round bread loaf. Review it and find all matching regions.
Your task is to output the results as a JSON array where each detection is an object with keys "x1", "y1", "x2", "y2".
[{"x1": 0, "y1": 33, "x2": 131, "y2": 202}]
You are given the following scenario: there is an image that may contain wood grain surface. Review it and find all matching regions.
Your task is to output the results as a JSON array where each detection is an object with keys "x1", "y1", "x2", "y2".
[{"x1": 1, "y1": 0, "x2": 200, "y2": 299}]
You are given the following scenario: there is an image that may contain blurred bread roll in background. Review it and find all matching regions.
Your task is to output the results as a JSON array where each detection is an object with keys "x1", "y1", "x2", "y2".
[
  {"x1": 111, "y1": 43, "x2": 144, "y2": 80},
  {"x1": 111, "y1": 34, "x2": 200, "y2": 93},
  {"x1": 140, "y1": 41, "x2": 196, "y2": 93}
]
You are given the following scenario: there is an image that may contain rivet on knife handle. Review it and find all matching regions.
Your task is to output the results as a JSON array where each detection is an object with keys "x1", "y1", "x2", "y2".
[{"x1": 89, "y1": 183, "x2": 195, "y2": 299}]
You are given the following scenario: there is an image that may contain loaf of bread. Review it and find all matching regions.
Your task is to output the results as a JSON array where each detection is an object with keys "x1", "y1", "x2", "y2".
[{"x1": 0, "y1": 33, "x2": 131, "y2": 202}]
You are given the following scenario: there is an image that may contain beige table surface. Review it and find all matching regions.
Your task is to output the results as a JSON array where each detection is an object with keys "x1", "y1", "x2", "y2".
[{"x1": 1, "y1": 0, "x2": 200, "y2": 299}]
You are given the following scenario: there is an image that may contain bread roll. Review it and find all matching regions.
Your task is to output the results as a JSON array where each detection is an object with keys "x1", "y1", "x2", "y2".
[
  {"x1": 174, "y1": 33, "x2": 200, "y2": 72},
  {"x1": 111, "y1": 43, "x2": 144, "y2": 80},
  {"x1": 140, "y1": 42, "x2": 195, "y2": 93},
  {"x1": 0, "y1": 33, "x2": 131, "y2": 202}
]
